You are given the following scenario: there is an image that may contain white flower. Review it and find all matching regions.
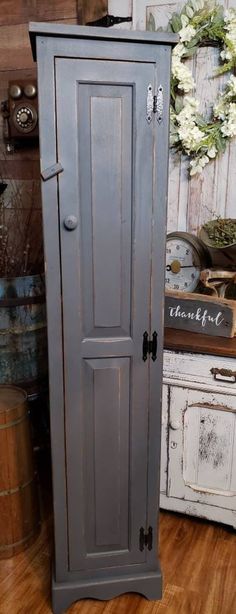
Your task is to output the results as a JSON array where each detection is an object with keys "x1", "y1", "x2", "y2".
[
  {"x1": 224, "y1": 9, "x2": 236, "y2": 24},
  {"x1": 184, "y1": 96, "x2": 199, "y2": 110},
  {"x1": 177, "y1": 97, "x2": 199, "y2": 124},
  {"x1": 172, "y1": 43, "x2": 186, "y2": 58},
  {"x1": 190, "y1": 155, "x2": 209, "y2": 176},
  {"x1": 178, "y1": 122, "x2": 203, "y2": 153},
  {"x1": 207, "y1": 146, "x2": 217, "y2": 158},
  {"x1": 228, "y1": 75, "x2": 236, "y2": 94},
  {"x1": 172, "y1": 57, "x2": 195, "y2": 92},
  {"x1": 221, "y1": 103, "x2": 236, "y2": 137},
  {"x1": 214, "y1": 96, "x2": 226, "y2": 120},
  {"x1": 179, "y1": 24, "x2": 196, "y2": 42},
  {"x1": 220, "y1": 49, "x2": 233, "y2": 61}
]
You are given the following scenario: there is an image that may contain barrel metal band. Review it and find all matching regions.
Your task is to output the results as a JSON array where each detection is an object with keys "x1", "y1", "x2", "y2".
[
  {"x1": 0, "y1": 295, "x2": 45, "y2": 307},
  {"x1": 0, "y1": 414, "x2": 28, "y2": 429},
  {"x1": 0, "y1": 525, "x2": 40, "y2": 551},
  {"x1": 0, "y1": 477, "x2": 34, "y2": 497},
  {"x1": 0, "y1": 322, "x2": 47, "y2": 336}
]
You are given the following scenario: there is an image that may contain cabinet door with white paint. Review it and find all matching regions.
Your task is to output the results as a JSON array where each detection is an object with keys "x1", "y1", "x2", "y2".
[{"x1": 167, "y1": 386, "x2": 236, "y2": 512}]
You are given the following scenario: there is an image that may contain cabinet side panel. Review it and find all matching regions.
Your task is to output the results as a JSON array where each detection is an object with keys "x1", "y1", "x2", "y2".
[{"x1": 36, "y1": 38, "x2": 69, "y2": 580}]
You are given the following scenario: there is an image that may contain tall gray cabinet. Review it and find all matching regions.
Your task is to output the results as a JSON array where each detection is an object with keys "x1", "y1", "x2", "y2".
[{"x1": 30, "y1": 23, "x2": 177, "y2": 614}]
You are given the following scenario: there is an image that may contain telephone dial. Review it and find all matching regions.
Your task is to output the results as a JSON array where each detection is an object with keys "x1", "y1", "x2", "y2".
[{"x1": 1, "y1": 79, "x2": 39, "y2": 148}]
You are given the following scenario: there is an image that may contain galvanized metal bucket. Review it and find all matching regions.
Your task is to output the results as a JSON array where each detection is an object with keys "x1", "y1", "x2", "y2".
[{"x1": 0, "y1": 274, "x2": 48, "y2": 397}]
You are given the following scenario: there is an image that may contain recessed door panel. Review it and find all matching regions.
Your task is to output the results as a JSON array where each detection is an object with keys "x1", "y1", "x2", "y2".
[
  {"x1": 56, "y1": 58, "x2": 155, "y2": 571},
  {"x1": 78, "y1": 83, "x2": 132, "y2": 337},
  {"x1": 84, "y1": 358, "x2": 129, "y2": 556}
]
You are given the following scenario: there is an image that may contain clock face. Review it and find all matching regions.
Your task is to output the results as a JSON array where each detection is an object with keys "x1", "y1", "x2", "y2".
[{"x1": 165, "y1": 237, "x2": 201, "y2": 292}]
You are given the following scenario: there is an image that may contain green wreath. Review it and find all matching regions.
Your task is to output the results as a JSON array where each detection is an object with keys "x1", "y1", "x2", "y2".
[{"x1": 149, "y1": 0, "x2": 236, "y2": 175}]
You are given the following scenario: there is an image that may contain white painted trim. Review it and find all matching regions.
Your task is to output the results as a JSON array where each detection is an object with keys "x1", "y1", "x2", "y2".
[{"x1": 163, "y1": 377, "x2": 236, "y2": 396}]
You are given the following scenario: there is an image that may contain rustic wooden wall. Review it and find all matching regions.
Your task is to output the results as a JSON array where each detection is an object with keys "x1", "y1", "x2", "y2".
[{"x1": 0, "y1": 0, "x2": 107, "y2": 276}]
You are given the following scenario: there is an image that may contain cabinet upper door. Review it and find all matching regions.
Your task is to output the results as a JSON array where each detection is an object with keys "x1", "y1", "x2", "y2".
[{"x1": 55, "y1": 58, "x2": 156, "y2": 571}]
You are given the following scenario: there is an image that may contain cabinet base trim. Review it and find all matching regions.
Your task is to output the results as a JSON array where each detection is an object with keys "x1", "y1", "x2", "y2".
[{"x1": 51, "y1": 568, "x2": 162, "y2": 614}]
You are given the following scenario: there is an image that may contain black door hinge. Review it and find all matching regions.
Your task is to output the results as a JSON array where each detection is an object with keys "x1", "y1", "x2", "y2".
[
  {"x1": 139, "y1": 527, "x2": 153, "y2": 551},
  {"x1": 86, "y1": 14, "x2": 132, "y2": 27},
  {"x1": 142, "y1": 331, "x2": 158, "y2": 362}
]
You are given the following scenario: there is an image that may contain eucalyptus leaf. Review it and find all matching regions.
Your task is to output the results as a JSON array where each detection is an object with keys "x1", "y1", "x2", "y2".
[
  {"x1": 147, "y1": 13, "x2": 156, "y2": 32},
  {"x1": 170, "y1": 13, "x2": 182, "y2": 32},
  {"x1": 175, "y1": 96, "x2": 184, "y2": 114},
  {"x1": 195, "y1": 115, "x2": 207, "y2": 128},
  {"x1": 215, "y1": 132, "x2": 227, "y2": 153},
  {"x1": 182, "y1": 46, "x2": 198, "y2": 57}
]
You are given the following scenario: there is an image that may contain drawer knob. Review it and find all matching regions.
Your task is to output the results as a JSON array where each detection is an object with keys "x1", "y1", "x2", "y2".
[
  {"x1": 170, "y1": 420, "x2": 181, "y2": 431},
  {"x1": 64, "y1": 215, "x2": 78, "y2": 231}
]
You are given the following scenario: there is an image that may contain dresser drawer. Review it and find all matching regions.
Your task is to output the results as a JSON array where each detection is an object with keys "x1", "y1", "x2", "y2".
[{"x1": 163, "y1": 349, "x2": 236, "y2": 391}]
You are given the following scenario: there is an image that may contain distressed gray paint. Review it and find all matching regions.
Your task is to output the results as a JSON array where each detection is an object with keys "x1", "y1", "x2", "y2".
[
  {"x1": 56, "y1": 57, "x2": 154, "y2": 573},
  {"x1": 84, "y1": 358, "x2": 129, "y2": 553},
  {"x1": 78, "y1": 82, "x2": 132, "y2": 337},
  {"x1": 30, "y1": 22, "x2": 176, "y2": 614}
]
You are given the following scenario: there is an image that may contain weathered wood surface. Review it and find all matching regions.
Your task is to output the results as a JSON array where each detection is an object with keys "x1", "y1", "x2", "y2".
[
  {"x1": 78, "y1": 0, "x2": 108, "y2": 24},
  {"x1": 0, "y1": 0, "x2": 81, "y2": 272},
  {"x1": 132, "y1": 0, "x2": 236, "y2": 234},
  {"x1": 0, "y1": 1, "x2": 77, "y2": 25},
  {"x1": 165, "y1": 290, "x2": 236, "y2": 337},
  {"x1": 164, "y1": 327, "x2": 236, "y2": 356}
]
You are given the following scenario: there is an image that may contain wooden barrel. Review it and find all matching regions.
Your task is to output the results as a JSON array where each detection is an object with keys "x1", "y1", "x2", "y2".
[
  {"x1": 0, "y1": 386, "x2": 40, "y2": 558},
  {"x1": 0, "y1": 274, "x2": 48, "y2": 398}
]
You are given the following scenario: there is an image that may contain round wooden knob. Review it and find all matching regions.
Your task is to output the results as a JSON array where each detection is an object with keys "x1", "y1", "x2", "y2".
[{"x1": 64, "y1": 215, "x2": 78, "y2": 231}]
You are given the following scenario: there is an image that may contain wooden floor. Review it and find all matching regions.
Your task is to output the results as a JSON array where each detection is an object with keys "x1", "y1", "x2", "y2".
[{"x1": 0, "y1": 490, "x2": 236, "y2": 614}]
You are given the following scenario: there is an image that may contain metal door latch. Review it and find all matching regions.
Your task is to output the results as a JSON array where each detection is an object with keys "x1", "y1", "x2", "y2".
[
  {"x1": 41, "y1": 162, "x2": 63, "y2": 181},
  {"x1": 142, "y1": 331, "x2": 158, "y2": 361}
]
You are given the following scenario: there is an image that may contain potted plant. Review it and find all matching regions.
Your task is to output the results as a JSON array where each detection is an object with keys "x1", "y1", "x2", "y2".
[{"x1": 199, "y1": 218, "x2": 236, "y2": 268}]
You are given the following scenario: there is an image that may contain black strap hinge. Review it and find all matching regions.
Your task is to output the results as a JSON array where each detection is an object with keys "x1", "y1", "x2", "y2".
[
  {"x1": 142, "y1": 331, "x2": 158, "y2": 362},
  {"x1": 87, "y1": 14, "x2": 132, "y2": 27},
  {"x1": 139, "y1": 527, "x2": 153, "y2": 551}
]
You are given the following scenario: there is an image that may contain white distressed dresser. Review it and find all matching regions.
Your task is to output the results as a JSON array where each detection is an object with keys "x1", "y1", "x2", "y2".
[{"x1": 161, "y1": 331, "x2": 236, "y2": 527}]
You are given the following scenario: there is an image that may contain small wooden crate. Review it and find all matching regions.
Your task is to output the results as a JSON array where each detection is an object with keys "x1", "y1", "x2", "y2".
[{"x1": 165, "y1": 291, "x2": 236, "y2": 338}]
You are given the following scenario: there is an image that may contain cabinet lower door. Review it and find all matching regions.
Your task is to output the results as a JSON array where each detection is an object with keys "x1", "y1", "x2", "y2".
[
  {"x1": 55, "y1": 58, "x2": 156, "y2": 571},
  {"x1": 168, "y1": 387, "x2": 236, "y2": 509}
]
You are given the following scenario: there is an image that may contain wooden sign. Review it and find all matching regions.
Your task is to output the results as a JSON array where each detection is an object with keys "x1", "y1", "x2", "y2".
[{"x1": 165, "y1": 291, "x2": 236, "y2": 338}]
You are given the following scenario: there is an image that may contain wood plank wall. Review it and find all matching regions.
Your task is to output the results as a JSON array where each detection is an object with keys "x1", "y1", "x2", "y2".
[
  {"x1": 133, "y1": 0, "x2": 236, "y2": 237},
  {"x1": 0, "y1": 0, "x2": 107, "y2": 275}
]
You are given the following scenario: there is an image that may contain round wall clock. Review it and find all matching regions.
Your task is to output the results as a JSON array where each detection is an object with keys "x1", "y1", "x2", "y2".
[{"x1": 165, "y1": 232, "x2": 211, "y2": 293}]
